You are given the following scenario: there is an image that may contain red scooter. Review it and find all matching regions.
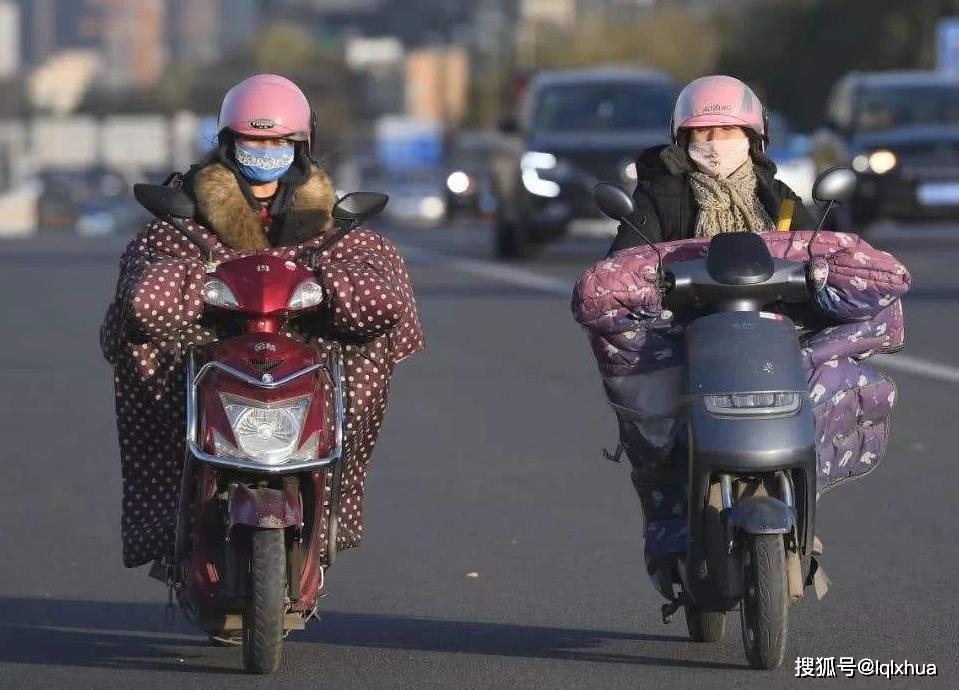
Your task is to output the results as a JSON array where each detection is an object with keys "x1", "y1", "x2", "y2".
[{"x1": 134, "y1": 184, "x2": 388, "y2": 673}]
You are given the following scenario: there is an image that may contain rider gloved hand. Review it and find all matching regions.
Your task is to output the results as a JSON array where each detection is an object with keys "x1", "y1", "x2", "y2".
[{"x1": 808, "y1": 255, "x2": 829, "y2": 292}]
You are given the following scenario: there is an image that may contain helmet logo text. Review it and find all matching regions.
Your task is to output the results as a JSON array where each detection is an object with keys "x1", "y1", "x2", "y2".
[
  {"x1": 701, "y1": 103, "x2": 733, "y2": 114},
  {"x1": 249, "y1": 118, "x2": 276, "y2": 129}
]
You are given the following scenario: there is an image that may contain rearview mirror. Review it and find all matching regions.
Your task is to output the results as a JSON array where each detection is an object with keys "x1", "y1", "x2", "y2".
[
  {"x1": 812, "y1": 167, "x2": 857, "y2": 205},
  {"x1": 593, "y1": 182, "x2": 636, "y2": 221},
  {"x1": 332, "y1": 192, "x2": 389, "y2": 223},
  {"x1": 133, "y1": 183, "x2": 195, "y2": 219}
]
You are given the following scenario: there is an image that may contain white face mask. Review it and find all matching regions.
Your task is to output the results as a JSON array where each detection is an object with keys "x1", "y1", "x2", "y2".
[{"x1": 688, "y1": 138, "x2": 750, "y2": 179}]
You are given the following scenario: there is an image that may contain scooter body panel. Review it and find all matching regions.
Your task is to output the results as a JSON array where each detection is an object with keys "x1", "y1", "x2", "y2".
[
  {"x1": 174, "y1": 256, "x2": 342, "y2": 631},
  {"x1": 226, "y1": 481, "x2": 303, "y2": 531},
  {"x1": 726, "y1": 496, "x2": 796, "y2": 535},
  {"x1": 681, "y1": 310, "x2": 818, "y2": 611},
  {"x1": 686, "y1": 310, "x2": 808, "y2": 395}
]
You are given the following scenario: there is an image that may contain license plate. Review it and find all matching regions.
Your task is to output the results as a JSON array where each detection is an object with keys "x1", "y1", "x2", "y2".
[{"x1": 917, "y1": 182, "x2": 959, "y2": 206}]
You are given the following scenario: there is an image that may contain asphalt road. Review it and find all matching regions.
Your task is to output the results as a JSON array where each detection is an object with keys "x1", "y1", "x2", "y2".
[{"x1": 0, "y1": 220, "x2": 956, "y2": 689}]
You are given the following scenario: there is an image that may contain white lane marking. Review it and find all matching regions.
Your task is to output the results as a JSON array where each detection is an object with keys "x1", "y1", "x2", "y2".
[
  {"x1": 873, "y1": 353, "x2": 959, "y2": 384},
  {"x1": 868, "y1": 222, "x2": 959, "y2": 244},
  {"x1": 400, "y1": 245, "x2": 572, "y2": 296},
  {"x1": 401, "y1": 244, "x2": 959, "y2": 385}
]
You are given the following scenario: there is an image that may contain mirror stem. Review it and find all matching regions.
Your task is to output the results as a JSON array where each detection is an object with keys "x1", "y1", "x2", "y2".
[
  {"x1": 808, "y1": 200, "x2": 835, "y2": 262},
  {"x1": 306, "y1": 218, "x2": 359, "y2": 270},
  {"x1": 620, "y1": 217, "x2": 666, "y2": 291}
]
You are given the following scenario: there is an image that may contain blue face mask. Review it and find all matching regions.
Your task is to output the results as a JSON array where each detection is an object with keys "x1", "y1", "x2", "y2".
[{"x1": 233, "y1": 143, "x2": 295, "y2": 183}]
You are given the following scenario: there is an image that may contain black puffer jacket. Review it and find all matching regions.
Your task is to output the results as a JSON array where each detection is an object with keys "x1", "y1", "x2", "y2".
[{"x1": 609, "y1": 143, "x2": 815, "y2": 254}]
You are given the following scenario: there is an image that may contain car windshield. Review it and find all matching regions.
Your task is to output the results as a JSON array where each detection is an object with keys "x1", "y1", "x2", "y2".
[
  {"x1": 532, "y1": 82, "x2": 674, "y2": 132},
  {"x1": 856, "y1": 84, "x2": 959, "y2": 130}
]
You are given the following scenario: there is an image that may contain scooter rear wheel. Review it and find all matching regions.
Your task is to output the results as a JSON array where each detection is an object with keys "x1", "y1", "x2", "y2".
[
  {"x1": 684, "y1": 604, "x2": 726, "y2": 642},
  {"x1": 242, "y1": 528, "x2": 287, "y2": 674},
  {"x1": 740, "y1": 533, "x2": 788, "y2": 670}
]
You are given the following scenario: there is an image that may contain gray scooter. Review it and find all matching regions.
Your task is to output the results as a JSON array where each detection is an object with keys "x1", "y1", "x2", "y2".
[{"x1": 594, "y1": 168, "x2": 857, "y2": 670}]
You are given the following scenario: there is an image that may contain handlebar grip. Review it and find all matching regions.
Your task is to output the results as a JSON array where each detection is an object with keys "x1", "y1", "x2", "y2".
[
  {"x1": 780, "y1": 262, "x2": 814, "y2": 302},
  {"x1": 806, "y1": 256, "x2": 830, "y2": 293},
  {"x1": 659, "y1": 270, "x2": 675, "y2": 295}
]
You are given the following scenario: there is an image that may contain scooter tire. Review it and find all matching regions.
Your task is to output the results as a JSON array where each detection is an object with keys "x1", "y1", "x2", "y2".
[
  {"x1": 740, "y1": 533, "x2": 788, "y2": 670},
  {"x1": 684, "y1": 605, "x2": 726, "y2": 642},
  {"x1": 243, "y1": 528, "x2": 287, "y2": 674}
]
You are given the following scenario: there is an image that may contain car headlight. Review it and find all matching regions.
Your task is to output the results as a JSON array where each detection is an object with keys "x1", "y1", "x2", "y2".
[
  {"x1": 287, "y1": 279, "x2": 324, "y2": 310},
  {"x1": 868, "y1": 149, "x2": 897, "y2": 174},
  {"x1": 520, "y1": 151, "x2": 557, "y2": 170},
  {"x1": 203, "y1": 278, "x2": 239, "y2": 308},
  {"x1": 446, "y1": 170, "x2": 471, "y2": 195},
  {"x1": 419, "y1": 195, "x2": 446, "y2": 220},
  {"x1": 520, "y1": 150, "x2": 561, "y2": 198},
  {"x1": 854, "y1": 149, "x2": 897, "y2": 175},
  {"x1": 704, "y1": 392, "x2": 801, "y2": 417},
  {"x1": 219, "y1": 394, "x2": 311, "y2": 465}
]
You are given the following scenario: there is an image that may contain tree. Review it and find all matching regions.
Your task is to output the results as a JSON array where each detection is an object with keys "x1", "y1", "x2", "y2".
[
  {"x1": 717, "y1": 0, "x2": 959, "y2": 130},
  {"x1": 519, "y1": 8, "x2": 722, "y2": 84}
]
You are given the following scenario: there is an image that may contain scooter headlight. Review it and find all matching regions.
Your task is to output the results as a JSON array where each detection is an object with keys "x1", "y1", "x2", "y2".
[
  {"x1": 203, "y1": 278, "x2": 239, "y2": 308},
  {"x1": 287, "y1": 279, "x2": 324, "y2": 310},
  {"x1": 218, "y1": 394, "x2": 311, "y2": 465},
  {"x1": 704, "y1": 392, "x2": 801, "y2": 417}
]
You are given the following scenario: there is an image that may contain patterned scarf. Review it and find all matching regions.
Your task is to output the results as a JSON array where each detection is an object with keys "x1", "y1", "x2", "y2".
[{"x1": 689, "y1": 158, "x2": 774, "y2": 238}]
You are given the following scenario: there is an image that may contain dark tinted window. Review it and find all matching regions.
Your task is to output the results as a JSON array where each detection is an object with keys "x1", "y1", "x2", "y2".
[
  {"x1": 856, "y1": 83, "x2": 959, "y2": 130},
  {"x1": 532, "y1": 82, "x2": 675, "y2": 132}
]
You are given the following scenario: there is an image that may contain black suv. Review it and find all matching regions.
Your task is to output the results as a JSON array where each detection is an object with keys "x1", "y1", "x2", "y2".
[
  {"x1": 491, "y1": 68, "x2": 675, "y2": 258},
  {"x1": 813, "y1": 71, "x2": 959, "y2": 225}
]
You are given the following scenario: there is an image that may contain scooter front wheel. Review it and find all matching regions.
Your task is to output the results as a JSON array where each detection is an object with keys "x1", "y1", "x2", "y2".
[
  {"x1": 684, "y1": 604, "x2": 726, "y2": 642},
  {"x1": 243, "y1": 528, "x2": 287, "y2": 674},
  {"x1": 740, "y1": 533, "x2": 788, "y2": 670}
]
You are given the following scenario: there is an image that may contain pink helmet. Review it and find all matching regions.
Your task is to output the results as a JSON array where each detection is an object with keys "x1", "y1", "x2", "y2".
[
  {"x1": 672, "y1": 75, "x2": 766, "y2": 141},
  {"x1": 218, "y1": 74, "x2": 314, "y2": 147}
]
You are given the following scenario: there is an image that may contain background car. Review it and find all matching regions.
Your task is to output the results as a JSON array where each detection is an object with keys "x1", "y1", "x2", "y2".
[
  {"x1": 37, "y1": 167, "x2": 132, "y2": 230},
  {"x1": 74, "y1": 193, "x2": 149, "y2": 237},
  {"x1": 812, "y1": 70, "x2": 959, "y2": 227},
  {"x1": 767, "y1": 111, "x2": 815, "y2": 208},
  {"x1": 445, "y1": 130, "x2": 497, "y2": 220},
  {"x1": 380, "y1": 168, "x2": 448, "y2": 227},
  {"x1": 490, "y1": 67, "x2": 675, "y2": 259}
]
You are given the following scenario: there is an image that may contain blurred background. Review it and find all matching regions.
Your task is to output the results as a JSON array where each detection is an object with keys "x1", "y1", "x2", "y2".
[
  {"x1": 0, "y1": 0, "x2": 957, "y2": 245},
  {"x1": 4, "y1": 3, "x2": 959, "y2": 685}
]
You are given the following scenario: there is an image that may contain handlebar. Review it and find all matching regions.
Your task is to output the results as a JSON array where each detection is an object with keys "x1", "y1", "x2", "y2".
[{"x1": 661, "y1": 257, "x2": 814, "y2": 313}]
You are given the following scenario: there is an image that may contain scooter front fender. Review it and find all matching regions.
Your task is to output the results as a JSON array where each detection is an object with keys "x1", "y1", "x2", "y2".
[
  {"x1": 726, "y1": 496, "x2": 795, "y2": 537},
  {"x1": 227, "y1": 480, "x2": 302, "y2": 532}
]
